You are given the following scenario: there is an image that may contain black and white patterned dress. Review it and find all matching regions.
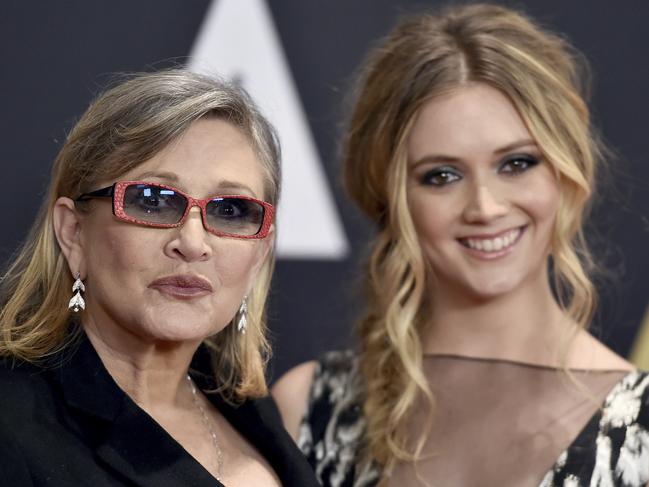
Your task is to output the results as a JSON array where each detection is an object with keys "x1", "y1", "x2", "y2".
[{"x1": 297, "y1": 351, "x2": 649, "y2": 487}]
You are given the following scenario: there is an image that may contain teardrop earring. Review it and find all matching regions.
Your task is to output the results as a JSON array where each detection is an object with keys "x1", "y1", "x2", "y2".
[{"x1": 68, "y1": 273, "x2": 86, "y2": 313}]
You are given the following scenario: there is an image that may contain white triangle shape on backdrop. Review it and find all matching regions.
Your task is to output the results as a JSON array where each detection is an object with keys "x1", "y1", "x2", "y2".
[{"x1": 188, "y1": 0, "x2": 349, "y2": 259}]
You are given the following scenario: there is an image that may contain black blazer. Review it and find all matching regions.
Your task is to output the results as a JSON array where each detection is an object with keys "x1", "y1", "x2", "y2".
[{"x1": 0, "y1": 334, "x2": 319, "y2": 486}]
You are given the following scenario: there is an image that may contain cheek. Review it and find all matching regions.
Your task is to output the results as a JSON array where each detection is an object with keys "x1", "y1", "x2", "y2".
[
  {"x1": 80, "y1": 226, "x2": 157, "y2": 326},
  {"x1": 408, "y1": 192, "x2": 461, "y2": 248},
  {"x1": 85, "y1": 227, "x2": 155, "y2": 284},
  {"x1": 521, "y1": 175, "x2": 561, "y2": 229},
  {"x1": 212, "y1": 241, "x2": 265, "y2": 288}
]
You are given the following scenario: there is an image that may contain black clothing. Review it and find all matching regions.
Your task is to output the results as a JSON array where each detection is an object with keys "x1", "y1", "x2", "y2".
[
  {"x1": 0, "y1": 334, "x2": 319, "y2": 486},
  {"x1": 299, "y1": 351, "x2": 649, "y2": 487}
]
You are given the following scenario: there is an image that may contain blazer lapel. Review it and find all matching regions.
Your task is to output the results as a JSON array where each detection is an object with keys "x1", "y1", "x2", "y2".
[
  {"x1": 94, "y1": 401, "x2": 220, "y2": 487},
  {"x1": 55, "y1": 335, "x2": 222, "y2": 487},
  {"x1": 54, "y1": 334, "x2": 318, "y2": 487}
]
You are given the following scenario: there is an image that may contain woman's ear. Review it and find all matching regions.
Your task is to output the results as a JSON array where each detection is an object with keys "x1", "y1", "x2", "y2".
[{"x1": 52, "y1": 197, "x2": 86, "y2": 278}]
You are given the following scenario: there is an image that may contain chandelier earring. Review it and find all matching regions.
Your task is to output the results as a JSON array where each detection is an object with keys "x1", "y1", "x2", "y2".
[
  {"x1": 236, "y1": 296, "x2": 248, "y2": 334},
  {"x1": 68, "y1": 273, "x2": 86, "y2": 313}
]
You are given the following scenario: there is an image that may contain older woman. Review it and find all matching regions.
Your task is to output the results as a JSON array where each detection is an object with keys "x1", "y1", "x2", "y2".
[
  {"x1": 273, "y1": 4, "x2": 649, "y2": 487},
  {"x1": 0, "y1": 70, "x2": 319, "y2": 486}
]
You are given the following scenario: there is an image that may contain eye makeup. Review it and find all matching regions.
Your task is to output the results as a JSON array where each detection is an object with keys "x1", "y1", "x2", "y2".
[
  {"x1": 419, "y1": 166, "x2": 463, "y2": 187},
  {"x1": 498, "y1": 153, "x2": 541, "y2": 175}
]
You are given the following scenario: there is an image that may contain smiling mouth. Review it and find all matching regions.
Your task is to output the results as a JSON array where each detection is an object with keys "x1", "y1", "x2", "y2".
[{"x1": 458, "y1": 226, "x2": 526, "y2": 254}]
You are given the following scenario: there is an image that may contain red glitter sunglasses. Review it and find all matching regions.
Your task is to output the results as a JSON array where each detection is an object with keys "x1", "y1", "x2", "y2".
[{"x1": 75, "y1": 181, "x2": 274, "y2": 239}]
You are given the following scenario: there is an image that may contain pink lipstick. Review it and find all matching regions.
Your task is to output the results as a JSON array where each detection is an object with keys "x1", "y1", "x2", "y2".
[
  {"x1": 149, "y1": 274, "x2": 213, "y2": 300},
  {"x1": 457, "y1": 225, "x2": 526, "y2": 260}
]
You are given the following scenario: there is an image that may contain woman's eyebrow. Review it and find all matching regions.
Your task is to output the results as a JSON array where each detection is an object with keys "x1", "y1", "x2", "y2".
[
  {"x1": 410, "y1": 154, "x2": 461, "y2": 169},
  {"x1": 411, "y1": 138, "x2": 539, "y2": 168},
  {"x1": 493, "y1": 138, "x2": 537, "y2": 155},
  {"x1": 131, "y1": 170, "x2": 179, "y2": 182},
  {"x1": 214, "y1": 180, "x2": 256, "y2": 196},
  {"x1": 127, "y1": 173, "x2": 256, "y2": 196}
]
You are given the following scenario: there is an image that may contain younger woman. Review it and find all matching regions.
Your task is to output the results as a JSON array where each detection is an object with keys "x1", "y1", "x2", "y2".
[{"x1": 274, "y1": 5, "x2": 649, "y2": 486}]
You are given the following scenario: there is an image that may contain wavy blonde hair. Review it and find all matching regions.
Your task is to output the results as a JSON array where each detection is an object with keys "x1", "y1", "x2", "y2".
[
  {"x1": 343, "y1": 4, "x2": 604, "y2": 477},
  {"x1": 0, "y1": 69, "x2": 280, "y2": 400}
]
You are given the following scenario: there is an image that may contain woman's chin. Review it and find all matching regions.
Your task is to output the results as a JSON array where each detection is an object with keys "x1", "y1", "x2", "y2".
[
  {"x1": 451, "y1": 274, "x2": 524, "y2": 303},
  {"x1": 135, "y1": 313, "x2": 228, "y2": 345}
]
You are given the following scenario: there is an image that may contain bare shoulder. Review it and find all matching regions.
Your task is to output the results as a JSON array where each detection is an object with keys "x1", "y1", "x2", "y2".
[
  {"x1": 271, "y1": 361, "x2": 317, "y2": 441},
  {"x1": 572, "y1": 329, "x2": 635, "y2": 371}
]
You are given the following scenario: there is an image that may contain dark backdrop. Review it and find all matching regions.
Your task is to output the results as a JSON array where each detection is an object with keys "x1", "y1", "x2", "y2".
[{"x1": 1, "y1": 0, "x2": 648, "y2": 379}]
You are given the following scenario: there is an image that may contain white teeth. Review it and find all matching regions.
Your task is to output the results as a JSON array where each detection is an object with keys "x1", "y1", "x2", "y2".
[
  {"x1": 468, "y1": 239, "x2": 483, "y2": 250},
  {"x1": 464, "y1": 228, "x2": 521, "y2": 253}
]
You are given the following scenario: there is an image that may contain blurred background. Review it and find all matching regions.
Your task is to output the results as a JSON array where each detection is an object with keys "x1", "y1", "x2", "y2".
[{"x1": 1, "y1": 0, "x2": 647, "y2": 379}]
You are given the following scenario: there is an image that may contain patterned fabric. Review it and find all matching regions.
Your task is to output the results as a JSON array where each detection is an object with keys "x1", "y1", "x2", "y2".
[
  {"x1": 298, "y1": 351, "x2": 649, "y2": 487},
  {"x1": 297, "y1": 351, "x2": 379, "y2": 487}
]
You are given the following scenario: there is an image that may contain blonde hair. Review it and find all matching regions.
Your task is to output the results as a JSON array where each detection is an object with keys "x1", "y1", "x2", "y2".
[
  {"x1": 0, "y1": 69, "x2": 280, "y2": 400},
  {"x1": 343, "y1": 4, "x2": 603, "y2": 476}
]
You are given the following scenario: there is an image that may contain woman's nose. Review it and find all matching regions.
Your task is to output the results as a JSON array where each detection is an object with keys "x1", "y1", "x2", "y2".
[
  {"x1": 165, "y1": 207, "x2": 213, "y2": 262},
  {"x1": 462, "y1": 183, "x2": 509, "y2": 224}
]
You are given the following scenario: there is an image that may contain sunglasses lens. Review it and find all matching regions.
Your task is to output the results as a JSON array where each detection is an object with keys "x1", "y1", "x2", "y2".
[
  {"x1": 206, "y1": 197, "x2": 265, "y2": 236},
  {"x1": 122, "y1": 184, "x2": 187, "y2": 224}
]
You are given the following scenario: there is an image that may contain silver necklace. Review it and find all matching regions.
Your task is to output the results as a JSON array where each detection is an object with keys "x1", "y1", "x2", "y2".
[{"x1": 187, "y1": 374, "x2": 224, "y2": 480}]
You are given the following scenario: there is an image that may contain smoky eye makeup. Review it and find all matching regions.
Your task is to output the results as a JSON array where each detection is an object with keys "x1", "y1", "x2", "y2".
[
  {"x1": 498, "y1": 153, "x2": 542, "y2": 175},
  {"x1": 418, "y1": 165, "x2": 463, "y2": 187}
]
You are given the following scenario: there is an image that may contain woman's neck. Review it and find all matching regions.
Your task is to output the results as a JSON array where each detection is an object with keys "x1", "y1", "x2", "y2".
[
  {"x1": 422, "y1": 272, "x2": 572, "y2": 367},
  {"x1": 82, "y1": 316, "x2": 199, "y2": 412}
]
